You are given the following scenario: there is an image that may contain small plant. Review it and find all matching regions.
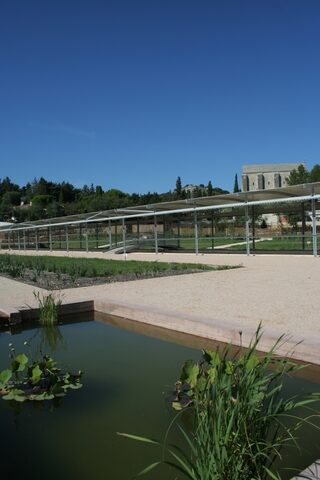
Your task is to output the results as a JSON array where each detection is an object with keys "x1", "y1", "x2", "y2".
[
  {"x1": 118, "y1": 327, "x2": 320, "y2": 480},
  {"x1": 34, "y1": 291, "x2": 62, "y2": 325},
  {"x1": 0, "y1": 344, "x2": 82, "y2": 402}
]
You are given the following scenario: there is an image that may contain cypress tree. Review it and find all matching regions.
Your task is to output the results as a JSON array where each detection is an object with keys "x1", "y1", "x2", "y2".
[{"x1": 233, "y1": 174, "x2": 240, "y2": 193}]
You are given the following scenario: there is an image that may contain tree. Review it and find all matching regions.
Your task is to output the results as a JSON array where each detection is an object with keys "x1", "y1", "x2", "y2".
[
  {"x1": 207, "y1": 180, "x2": 213, "y2": 196},
  {"x1": 96, "y1": 185, "x2": 103, "y2": 196},
  {"x1": 286, "y1": 164, "x2": 309, "y2": 185},
  {"x1": 175, "y1": 176, "x2": 182, "y2": 197},
  {"x1": 233, "y1": 174, "x2": 240, "y2": 193},
  {"x1": 309, "y1": 164, "x2": 320, "y2": 183}
]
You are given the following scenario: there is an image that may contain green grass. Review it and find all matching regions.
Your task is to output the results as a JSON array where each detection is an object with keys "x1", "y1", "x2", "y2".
[
  {"x1": 0, "y1": 253, "x2": 232, "y2": 279},
  {"x1": 227, "y1": 237, "x2": 319, "y2": 251}
]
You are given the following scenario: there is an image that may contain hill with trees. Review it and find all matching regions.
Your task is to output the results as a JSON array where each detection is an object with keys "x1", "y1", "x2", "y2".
[{"x1": 0, "y1": 176, "x2": 228, "y2": 222}]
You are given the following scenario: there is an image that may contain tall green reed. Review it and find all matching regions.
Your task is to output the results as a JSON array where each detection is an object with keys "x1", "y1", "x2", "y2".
[
  {"x1": 119, "y1": 326, "x2": 320, "y2": 479},
  {"x1": 34, "y1": 291, "x2": 62, "y2": 325}
]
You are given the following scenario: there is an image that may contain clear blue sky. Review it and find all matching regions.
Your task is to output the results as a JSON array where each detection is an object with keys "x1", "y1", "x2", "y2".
[{"x1": 1, "y1": 0, "x2": 320, "y2": 193}]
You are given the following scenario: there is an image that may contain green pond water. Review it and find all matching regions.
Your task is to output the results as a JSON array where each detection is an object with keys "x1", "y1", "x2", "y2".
[{"x1": 0, "y1": 314, "x2": 320, "y2": 480}]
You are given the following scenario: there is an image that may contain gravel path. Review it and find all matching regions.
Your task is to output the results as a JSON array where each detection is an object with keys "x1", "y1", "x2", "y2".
[{"x1": 1, "y1": 250, "x2": 320, "y2": 361}]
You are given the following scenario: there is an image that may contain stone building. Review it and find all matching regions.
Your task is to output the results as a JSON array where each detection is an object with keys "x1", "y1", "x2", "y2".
[{"x1": 241, "y1": 163, "x2": 305, "y2": 192}]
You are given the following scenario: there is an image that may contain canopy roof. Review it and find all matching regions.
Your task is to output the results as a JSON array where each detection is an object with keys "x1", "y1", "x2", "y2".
[{"x1": 1, "y1": 182, "x2": 320, "y2": 232}]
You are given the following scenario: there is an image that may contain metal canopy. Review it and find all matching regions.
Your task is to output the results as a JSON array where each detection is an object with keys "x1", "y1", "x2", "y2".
[{"x1": 1, "y1": 182, "x2": 320, "y2": 232}]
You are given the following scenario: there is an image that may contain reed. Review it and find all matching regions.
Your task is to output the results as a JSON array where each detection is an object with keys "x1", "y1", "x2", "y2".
[
  {"x1": 34, "y1": 291, "x2": 62, "y2": 325},
  {"x1": 119, "y1": 327, "x2": 320, "y2": 479}
]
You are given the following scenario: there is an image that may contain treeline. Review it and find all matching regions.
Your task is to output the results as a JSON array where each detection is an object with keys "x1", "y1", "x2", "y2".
[
  {"x1": 0, "y1": 176, "x2": 228, "y2": 222},
  {"x1": 287, "y1": 163, "x2": 320, "y2": 185}
]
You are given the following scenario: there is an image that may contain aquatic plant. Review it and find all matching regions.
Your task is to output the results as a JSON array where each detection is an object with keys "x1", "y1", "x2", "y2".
[
  {"x1": 118, "y1": 327, "x2": 320, "y2": 479},
  {"x1": 34, "y1": 291, "x2": 62, "y2": 325},
  {"x1": 0, "y1": 344, "x2": 82, "y2": 402}
]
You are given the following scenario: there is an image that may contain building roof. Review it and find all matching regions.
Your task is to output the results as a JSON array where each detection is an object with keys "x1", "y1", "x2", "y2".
[
  {"x1": 242, "y1": 163, "x2": 305, "y2": 174},
  {"x1": 1, "y1": 182, "x2": 319, "y2": 232}
]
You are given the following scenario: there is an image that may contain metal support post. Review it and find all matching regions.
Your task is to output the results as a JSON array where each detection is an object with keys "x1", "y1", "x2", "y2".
[
  {"x1": 194, "y1": 210, "x2": 199, "y2": 255},
  {"x1": 302, "y1": 203, "x2": 306, "y2": 251},
  {"x1": 108, "y1": 220, "x2": 112, "y2": 250},
  {"x1": 18, "y1": 231, "x2": 21, "y2": 250},
  {"x1": 154, "y1": 215, "x2": 158, "y2": 254},
  {"x1": 245, "y1": 204, "x2": 250, "y2": 256},
  {"x1": 79, "y1": 224, "x2": 83, "y2": 249},
  {"x1": 8, "y1": 232, "x2": 11, "y2": 250},
  {"x1": 177, "y1": 220, "x2": 181, "y2": 249},
  {"x1": 137, "y1": 219, "x2": 140, "y2": 247},
  {"x1": 96, "y1": 224, "x2": 99, "y2": 249},
  {"x1": 311, "y1": 198, "x2": 318, "y2": 257},
  {"x1": 211, "y1": 213, "x2": 214, "y2": 250},
  {"x1": 23, "y1": 230, "x2": 26, "y2": 250},
  {"x1": 252, "y1": 206, "x2": 255, "y2": 251},
  {"x1": 122, "y1": 218, "x2": 126, "y2": 257},
  {"x1": 35, "y1": 230, "x2": 39, "y2": 251},
  {"x1": 66, "y1": 225, "x2": 69, "y2": 252},
  {"x1": 49, "y1": 226, "x2": 52, "y2": 251},
  {"x1": 85, "y1": 223, "x2": 89, "y2": 252}
]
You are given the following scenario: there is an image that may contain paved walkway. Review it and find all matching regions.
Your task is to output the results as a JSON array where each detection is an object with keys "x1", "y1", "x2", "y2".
[{"x1": 1, "y1": 250, "x2": 320, "y2": 363}]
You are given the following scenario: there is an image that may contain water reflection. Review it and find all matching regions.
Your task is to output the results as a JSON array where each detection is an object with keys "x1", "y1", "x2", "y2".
[{"x1": 39, "y1": 324, "x2": 64, "y2": 351}]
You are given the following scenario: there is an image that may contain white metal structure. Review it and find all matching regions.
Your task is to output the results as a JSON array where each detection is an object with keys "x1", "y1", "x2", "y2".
[{"x1": 0, "y1": 182, "x2": 319, "y2": 256}]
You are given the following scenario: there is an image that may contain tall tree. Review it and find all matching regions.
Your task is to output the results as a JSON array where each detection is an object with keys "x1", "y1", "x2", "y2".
[
  {"x1": 309, "y1": 164, "x2": 320, "y2": 183},
  {"x1": 286, "y1": 164, "x2": 309, "y2": 185},
  {"x1": 175, "y1": 176, "x2": 182, "y2": 197},
  {"x1": 207, "y1": 180, "x2": 213, "y2": 196},
  {"x1": 233, "y1": 174, "x2": 240, "y2": 193}
]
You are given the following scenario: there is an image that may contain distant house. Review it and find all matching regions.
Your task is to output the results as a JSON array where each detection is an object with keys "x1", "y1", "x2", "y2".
[{"x1": 241, "y1": 163, "x2": 305, "y2": 192}]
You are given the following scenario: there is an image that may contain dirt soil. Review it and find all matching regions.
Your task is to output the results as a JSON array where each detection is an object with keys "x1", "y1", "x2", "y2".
[{"x1": 0, "y1": 267, "x2": 213, "y2": 290}]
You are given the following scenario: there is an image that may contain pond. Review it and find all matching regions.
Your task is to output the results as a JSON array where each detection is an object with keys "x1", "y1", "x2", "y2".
[{"x1": 0, "y1": 313, "x2": 319, "y2": 480}]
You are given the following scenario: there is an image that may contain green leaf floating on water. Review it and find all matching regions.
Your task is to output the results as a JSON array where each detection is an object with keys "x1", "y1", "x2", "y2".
[
  {"x1": 31, "y1": 365, "x2": 42, "y2": 384},
  {"x1": 1, "y1": 349, "x2": 83, "y2": 403},
  {"x1": 12, "y1": 353, "x2": 28, "y2": 372},
  {"x1": 2, "y1": 389, "x2": 26, "y2": 402},
  {"x1": 0, "y1": 369, "x2": 12, "y2": 385}
]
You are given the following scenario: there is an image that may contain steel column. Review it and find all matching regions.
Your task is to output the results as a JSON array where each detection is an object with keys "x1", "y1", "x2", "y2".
[
  {"x1": 194, "y1": 211, "x2": 199, "y2": 255},
  {"x1": 49, "y1": 226, "x2": 52, "y2": 251},
  {"x1": 23, "y1": 230, "x2": 26, "y2": 250},
  {"x1": 312, "y1": 198, "x2": 318, "y2": 257},
  {"x1": 79, "y1": 224, "x2": 83, "y2": 249},
  {"x1": 302, "y1": 203, "x2": 306, "y2": 251},
  {"x1": 154, "y1": 215, "x2": 158, "y2": 254},
  {"x1": 18, "y1": 231, "x2": 21, "y2": 250},
  {"x1": 245, "y1": 204, "x2": 250, "y2": 256},
  {"x1": 252, "y1": 206, "x2": 255, "y2": 251},
  {"x1": 108, "y1": 220, "x2": 112, "y2": 250},
  {"x1": 85, "y1": 223, "x2": 89, "y2": 252},
  {"x1": 137, "y1": 219, "x2": 140, "y2": 247},
  {"x1": 122, "y1": 218, "x2": 126, "y2": 257},
  {"x1": 211, "y1": 213, "x2": 214, "y2": 250},
  {"x1": 66, "y1": 225, "x2": 69, "y2": 252}
]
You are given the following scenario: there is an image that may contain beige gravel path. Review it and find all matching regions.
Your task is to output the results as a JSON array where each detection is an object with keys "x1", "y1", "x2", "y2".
[{"x1": 0, "y1": 250, "x2": 320, "y2": 362}]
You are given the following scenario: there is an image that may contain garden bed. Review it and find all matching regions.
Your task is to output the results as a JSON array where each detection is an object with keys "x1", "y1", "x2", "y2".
[{"x1": 0, "y1": 254, "x2": 236, "y2": 289}]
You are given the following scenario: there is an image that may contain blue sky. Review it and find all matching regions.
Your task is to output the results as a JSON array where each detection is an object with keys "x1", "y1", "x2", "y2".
[{"x1": 1, "y1": 0, "x2": 320, "y2": 193}]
